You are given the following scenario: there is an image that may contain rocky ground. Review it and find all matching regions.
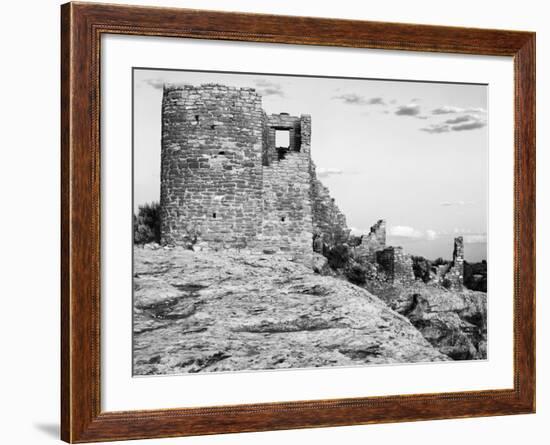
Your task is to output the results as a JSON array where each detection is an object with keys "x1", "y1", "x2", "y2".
[
  {"x1": 374, "y1": 283, "x2": 487, "y2": 360},
  {"x1": 133, "y1": 246, "x2": 450, "y2": 375}
]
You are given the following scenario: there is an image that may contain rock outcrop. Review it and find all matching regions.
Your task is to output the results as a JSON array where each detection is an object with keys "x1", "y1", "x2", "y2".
[
  {"x1": 375, "y1": 282, "x2": 487, "y2": 360},
  {"x1": 138, "y1": 82, "x2": 487, "y2": 376},
  {"x1": 133, "y1": 247, "x2": 449, "y2": 375}
]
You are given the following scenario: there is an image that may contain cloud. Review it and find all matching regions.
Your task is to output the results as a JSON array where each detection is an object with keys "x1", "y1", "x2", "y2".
[
  {"x1": 332, "y1": 94, "x2": 386, "y2": 106},
  {"x1": 420, "y1": 124, "x2": 450, "y2": 134},
  {"x1": 466, "y1": 107, "x2": 487, "y2": 114},
  {"x1": 144, "y1": 78, "x2": 166, "y2": 89},
  {"x1": 349, "y1": 227, "x2": 365, "y2": 235},
  {"x1": 440, "y1": 200, "x2": 475, "y2": 207},
  {"x1": 388, "y1": 225, "x2": 426, "y2": 239},
  {"x1": 452, "y1": 120, "x2": 487, "y2": 131},
  {"x1": 395, "y1": 104, "x2": 421, "y2": 116},
  {"x1": 442, "y1": 114, "x2": 487, "y2": 130},
  {"x1": 254, "y1": 79, "x2": 276, "y2": 87},
  {"x1": 421, "y1": 115, "x2": 486, "y2": 134},
  {"x1": 415, "y1": 115, "x2": 429, "y2": 120},
  {"x1": 431, "y1": 106, "x2": 463, "y2": 115},
  {"x1": 448, "y1": 114, "x2": 487, "y2": 131},
  {"x1": 432, "y1": 106, "x2": 487, "y2": 115},
  {"x1": 452, "y1": 227, "x2": 476, "y2": 235},
  {"x1": 317, "y1": 167, "x2": 344, "y2": 178},
  {"x1": 332, "y1": 94, "x2": 364, "y2": 105},
  {"x1": 253, "y1": 79, "x2": 284, "y2": 97},
  {"x1": 144, "y1": 79, "x2": 192, "y2": 90},
  {"x1": 361, "y1": 225, "x2": 442, "y2": 241},
  {"x1": 464, "y1": 234, "x2": 487, "y2": 244},
  {"x1": 426, "y1": 229, "x2": 438, "y2": 241},
  {"x1": 444, "y1": 115, "x2": 474, "y2": 124},
  {"x1": 368, "y1": 97, "x2": 386, "y2": 105},
  {"x1": 388, "y1": 226, "x2": 484, "y2": 243}
]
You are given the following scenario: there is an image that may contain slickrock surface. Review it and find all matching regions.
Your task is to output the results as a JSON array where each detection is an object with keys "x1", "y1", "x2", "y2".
[
  {"x1": 376, "y1": 283, "x2": 487, "y2": 360},
  {"x1": 133, "y1": 246, "x2": 449, "y2": 375}
]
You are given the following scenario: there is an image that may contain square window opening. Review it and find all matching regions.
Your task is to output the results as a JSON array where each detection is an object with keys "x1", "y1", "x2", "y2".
[{"x1": 275, "y1": 129, "x2": 290, "y2": 149}]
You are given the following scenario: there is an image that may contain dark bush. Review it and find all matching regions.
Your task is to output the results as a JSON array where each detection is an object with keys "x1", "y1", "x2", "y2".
[
  {"x1": 463, "y1": 261, "x2": 488, "y2": 292},
  {"x1": 348, "y1": 235, "x2": 363, "y2": 247},
  {"x1": 345, "y1": 263, "x2": 367, "y2": 285},
  {"x1": 134, "y1": 202, "x2": 160, "y2": 245},
  {"x1": 326, "y1": 244, "x2": 351, "y2": 269},
  {"x1": 411, "y1": 255, "x2": 432, "y2": 283},
  {"x1": 433, "y1": 257, "x2": 449, "y2": 266}
]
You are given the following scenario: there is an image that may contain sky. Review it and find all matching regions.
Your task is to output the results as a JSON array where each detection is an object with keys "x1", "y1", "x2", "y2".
[{"x1": 134, "y1": 68, "x2": 488, "y2": 261}]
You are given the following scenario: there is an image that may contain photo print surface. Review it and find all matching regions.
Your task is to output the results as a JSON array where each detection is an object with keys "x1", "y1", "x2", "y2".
[{"x1": 133, "y1": 68, "x2": 488, "y2": 376}]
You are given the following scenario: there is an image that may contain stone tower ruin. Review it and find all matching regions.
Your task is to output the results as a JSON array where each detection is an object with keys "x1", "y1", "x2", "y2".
[
  {"x1": 444, "y1": 236, "x2": 465, "y2": 290},
  {"x1": 159, "y1": 84, "x2": 346, "y2": 254}
]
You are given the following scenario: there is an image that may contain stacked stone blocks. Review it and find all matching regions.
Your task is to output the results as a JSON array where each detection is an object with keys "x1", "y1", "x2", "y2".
[
  {"x1": 376, "y1": 247, "x2": 415, "y2": 284},
  {"x1": 356, "y1": 219, "x2": 386, "y2": 261},
  {"x1": 160, "y1": 84, "x2": 340, "y2": 254},
  {"x1": 443, "y1": 236, "x2": 465, "y2": 290}
]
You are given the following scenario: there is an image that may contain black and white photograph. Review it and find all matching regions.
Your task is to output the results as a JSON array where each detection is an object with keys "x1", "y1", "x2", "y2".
[{"x1": 132, "y1": 68, "x2": 488, "y2": 376}]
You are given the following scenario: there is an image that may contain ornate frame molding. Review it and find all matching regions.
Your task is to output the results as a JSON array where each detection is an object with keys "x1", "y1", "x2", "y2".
[{"x1": 61, "y1": 2, "x2": 535, "y2": 442}]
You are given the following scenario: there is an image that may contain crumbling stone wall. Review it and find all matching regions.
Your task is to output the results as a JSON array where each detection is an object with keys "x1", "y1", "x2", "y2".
[
  {"x1": 160, "y1": 84, "x2": 264, "y2": 249},
  {"x1": 376, "y1": 246, "x2": 415, "y2": 284},
  {"x1": 432, "y1": 264, "x2": 451, "y2": 283},
  {"x1": 356, "y1": 220, "x2": 386, "y2": 261},
  {"x1": 443, "y1": 237, "x2": 464, "y2": 290},
  {"x1": 422, "y1": 237, "x2": 465, "y2": 289},
  {"x1": 310, "y1": 162, "x2": 350, "y2": 249}
]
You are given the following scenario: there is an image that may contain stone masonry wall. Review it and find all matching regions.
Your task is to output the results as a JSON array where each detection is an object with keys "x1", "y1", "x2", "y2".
[
  {"x1": 160, "y1": 84, "x2": 264, "y2": 248},
  {"x1": 376, "y1": 246, "x2": 415, "y2": 284},
  {"x1": 159, "y1": 83, "x2": 352, "y2": 255},
  {"x1": 443, "y1": 237, "x2": 465, "y2": 290},
  {"x1": 310, "y1": 162, "x2": 350, "y2": 249},
  {"x1": 356, "y1": 220, "x2": 386, "y2": 261},
  {"x1": 259, "y1": 114, "x2": 313, "y2": 253}
]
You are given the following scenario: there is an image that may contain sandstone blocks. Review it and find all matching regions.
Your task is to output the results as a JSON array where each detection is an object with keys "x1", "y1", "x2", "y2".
[{"x1": 159, "y1": 84, "x2": 346, "y2": 254}]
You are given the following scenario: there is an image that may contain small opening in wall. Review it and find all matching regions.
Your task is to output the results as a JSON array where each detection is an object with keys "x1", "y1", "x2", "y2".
[
  {"x1": 281, "y1": 217, "x2": 286, "y2": 222},
  {"x1": 275, "y1": 129, "x2": 290, "y2": 149},
  {"x1": 218, "y1": 151, "x2": 225, "y2": 155},
  {"x1": 195, "y1": 115, "x2": 199, "y2": 123},
  {"x1": 212, "y1": 212, "x2": 217, "y2": 218},
  {"x1": 210, "y1": 124, "x2": 216, "y2": 130}
]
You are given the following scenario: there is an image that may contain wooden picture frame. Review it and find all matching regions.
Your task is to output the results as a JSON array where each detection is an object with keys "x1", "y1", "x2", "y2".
[{"x1": 61, "y1": 2, "x2": 535, "y2": 442}]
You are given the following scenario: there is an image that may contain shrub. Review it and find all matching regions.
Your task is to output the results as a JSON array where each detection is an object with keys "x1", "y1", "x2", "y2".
[
  {"x1": 433, "y1": 257, "x2": 449, "y2": 266},
  {"x1": 345, "y1": 263, "x2": 367, "y2": 285},
  {"x1": 326, "y1": 244, "x2": 351, "y2": 269},
  {"x1": 411, "y1": 255, "x2": 432, "y2": 283},
  {"x1": 463, "y1": 260, "x2": 488, "y2": 292},
  {"x1": 134, "y1": 202, "x2": 160, "y2": 245}
]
